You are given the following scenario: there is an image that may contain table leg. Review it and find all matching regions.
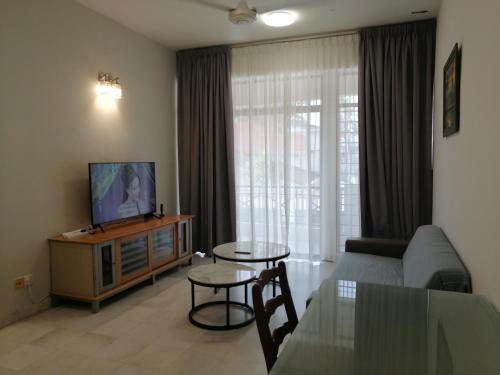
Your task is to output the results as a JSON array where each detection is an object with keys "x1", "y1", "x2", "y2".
[
  {"x1": 226, "y1": 287, "x2": 230, "y2": 326},
  {"x1": 245, "y1": 283, "x2": 248, "y2": 305},
  {"x1": 213, "y1": 256, "x2": 218, "y2": 294},
  {"x1": 91, "y1": 301, "x2": 100, "y2": 313},
  {"x1": 272, "y1": 260, "x2": 276, "y2": 297},
  {"x1": 191, "y1": 283, "x2": 195, "y2": 310}
]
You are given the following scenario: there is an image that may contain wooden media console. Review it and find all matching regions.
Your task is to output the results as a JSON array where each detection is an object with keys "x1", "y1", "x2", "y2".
[{"x1": 48, "y1": 215, "x2": 193, "y2": 312}]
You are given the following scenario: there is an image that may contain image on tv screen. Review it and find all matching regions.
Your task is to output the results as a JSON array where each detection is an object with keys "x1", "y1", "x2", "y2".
[{"x1": 90, "y1": 162, "x2": 156, "y2": 225}]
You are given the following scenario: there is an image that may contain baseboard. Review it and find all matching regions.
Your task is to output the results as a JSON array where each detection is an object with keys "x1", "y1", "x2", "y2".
[{"x1": 0, "y1": 298, "x2": 51, "y2": 330}]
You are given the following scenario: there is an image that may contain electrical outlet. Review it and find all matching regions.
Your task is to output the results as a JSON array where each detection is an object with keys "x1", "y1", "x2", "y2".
[{"x1": 14, "y1": 277, "x2": 25, "y2": 290}]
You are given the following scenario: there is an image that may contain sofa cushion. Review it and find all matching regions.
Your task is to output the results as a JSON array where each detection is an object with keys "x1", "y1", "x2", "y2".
[
  {"x1": 403, "y1": 225, "x2": 471, "y2": 292},
  {"x1": 332, "y1": 253, "x2": 404, "y2": 286}
]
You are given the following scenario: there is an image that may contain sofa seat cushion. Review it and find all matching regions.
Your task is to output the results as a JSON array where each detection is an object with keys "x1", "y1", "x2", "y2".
[
  {"x1": 403, "y1": 225, "x2": 471, "y2": 292},
  {"x1": 332, "y1": 253, "x2": 404, "y2": 286}
]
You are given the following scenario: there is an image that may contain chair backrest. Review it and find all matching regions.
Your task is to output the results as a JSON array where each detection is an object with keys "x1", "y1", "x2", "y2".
[{"x1": 252, "y1": 261, "x2": 298, "y2": 372}]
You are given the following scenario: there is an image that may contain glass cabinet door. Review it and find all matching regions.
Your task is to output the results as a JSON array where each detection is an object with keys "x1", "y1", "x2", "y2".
[
  {"x1": 94, "y1": 241, "x2": 116, "y2": 293},
  {"x1": 119, "y1": 234, "x2": 149, "y2": 282},
  {"x1": 151, "y1": 225, "x2": 175, "y2": 268},
  {"x1": 178, "y1": 220, "x2": 192, "y2": 258}
]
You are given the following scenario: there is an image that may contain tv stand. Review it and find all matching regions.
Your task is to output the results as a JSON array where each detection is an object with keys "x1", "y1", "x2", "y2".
[{"x1": 49, "y1": 215, "x2": 194, "y2": 312}]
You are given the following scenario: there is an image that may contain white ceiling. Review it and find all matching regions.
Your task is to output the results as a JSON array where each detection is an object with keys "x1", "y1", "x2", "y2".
[{"x1": 75, "y1": 0, "x2": 441, "y2": 50}]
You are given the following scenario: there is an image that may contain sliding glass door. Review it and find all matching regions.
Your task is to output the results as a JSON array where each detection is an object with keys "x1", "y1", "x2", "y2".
[{"x1": 232, "y1": 36, "x2": 360, "y2": 261}]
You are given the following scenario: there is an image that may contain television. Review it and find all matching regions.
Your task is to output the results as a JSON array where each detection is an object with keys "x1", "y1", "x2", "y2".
[{"x1": 89, "y1": 162, "x2": 156, "y2": 226}]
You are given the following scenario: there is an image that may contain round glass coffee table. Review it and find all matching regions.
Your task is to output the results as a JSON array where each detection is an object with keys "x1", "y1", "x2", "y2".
[
  {"x1": 213, "y1": 241, "x2": 290, "y2": 296},
  {"x1": 188, "y1": 263, "x2": 256, "y2": 330}
]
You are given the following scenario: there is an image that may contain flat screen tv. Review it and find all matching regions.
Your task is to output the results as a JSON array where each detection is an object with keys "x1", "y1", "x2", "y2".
[{"x1": 89, "y1": 162, "x2": 156, "y2": 226}]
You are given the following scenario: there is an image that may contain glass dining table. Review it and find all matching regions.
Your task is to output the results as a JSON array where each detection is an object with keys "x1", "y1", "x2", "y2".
[{"x1": 271, "y1": 279, "x2": 500, "y2": 375}]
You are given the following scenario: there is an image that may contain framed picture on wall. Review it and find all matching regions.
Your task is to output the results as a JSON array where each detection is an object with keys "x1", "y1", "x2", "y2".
[{"x1": 443, "y1": 43, "x2": 461, "y2": 137}]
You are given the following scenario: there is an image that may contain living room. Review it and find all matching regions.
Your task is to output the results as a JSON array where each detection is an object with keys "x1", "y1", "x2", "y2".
[{"x1": 0, "y1": 0, "x2": 499, "y2": 374}]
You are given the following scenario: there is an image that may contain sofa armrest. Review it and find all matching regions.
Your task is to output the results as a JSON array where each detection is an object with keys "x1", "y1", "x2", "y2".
[{"x1": 345, "y1": 237, "x2": 409, "y2": 259}]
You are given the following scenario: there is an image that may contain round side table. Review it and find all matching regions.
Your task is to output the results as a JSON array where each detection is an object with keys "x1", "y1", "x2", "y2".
[
  {"x1": 188, "y1": 263, "x2": 256, "y2": 330},
  {"x1": 213, "y1": 241, "x2": 290, "y2": 296}
]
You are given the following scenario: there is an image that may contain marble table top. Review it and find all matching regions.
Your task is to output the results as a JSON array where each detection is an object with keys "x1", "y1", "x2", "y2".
[
  {"x1": 188, "y1": 263, "x2": 256, "y2": 287},
  {"x1": 213, "y1": 241, "x2": 290, "y2": 263}
]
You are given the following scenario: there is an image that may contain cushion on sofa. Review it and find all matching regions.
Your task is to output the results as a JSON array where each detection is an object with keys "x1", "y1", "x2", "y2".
[
  {"x1": 402, "y1": 225, "x2": 471, "y2": 292},
  {"x1": 333, "y1": 253, "x2": 404, "y2": 286}
]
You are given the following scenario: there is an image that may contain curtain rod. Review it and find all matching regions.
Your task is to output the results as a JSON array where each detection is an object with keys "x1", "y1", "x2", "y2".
[{"x1": 230, "y1": 29, "x2": 359, "y2": 49}]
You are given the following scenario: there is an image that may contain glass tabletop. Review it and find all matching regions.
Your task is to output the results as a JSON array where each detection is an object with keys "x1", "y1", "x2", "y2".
[
  {"x1": 213, "y1": 241, "x2": 290, "y2": 262},
  {"x1": 271, "y1": 279, "x2": 500, "y2": 375}
]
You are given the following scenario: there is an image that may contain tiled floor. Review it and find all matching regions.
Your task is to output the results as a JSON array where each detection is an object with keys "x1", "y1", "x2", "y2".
[{"x1": 0, "y1": 256, "x2": 333, "y2": 375}]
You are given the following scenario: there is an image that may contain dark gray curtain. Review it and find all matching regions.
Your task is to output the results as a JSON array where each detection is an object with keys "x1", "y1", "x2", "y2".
[
  {"x1": 359, "y1": 20, "x2": 436, "y2": 240},
  {"x1": 177, "y1": 46, "x2": 236, "y2": 255}
]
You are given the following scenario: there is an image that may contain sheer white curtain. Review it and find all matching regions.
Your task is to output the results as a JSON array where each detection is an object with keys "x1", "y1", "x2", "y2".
[{"x1": 232, "y1": 35, "x2": 360, "y2": 261}]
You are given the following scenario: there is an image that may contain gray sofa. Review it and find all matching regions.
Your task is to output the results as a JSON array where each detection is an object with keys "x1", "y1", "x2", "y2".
[{"x1": 308, "y1": 225, "x2": 471, "y2": 304}]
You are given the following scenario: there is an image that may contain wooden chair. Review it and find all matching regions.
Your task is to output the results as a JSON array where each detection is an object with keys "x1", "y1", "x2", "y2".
[{"x1": 252, "y1": 261, "x2": 298, "y2": 372}]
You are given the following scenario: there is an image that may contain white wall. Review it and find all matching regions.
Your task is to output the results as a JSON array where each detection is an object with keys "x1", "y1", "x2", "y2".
[
  {"x1": 0, "y1": 0, "x2": 177, "y2": 327},
  {"x1": 434, "y1": 0, "x2": 500, "y2": 308}
]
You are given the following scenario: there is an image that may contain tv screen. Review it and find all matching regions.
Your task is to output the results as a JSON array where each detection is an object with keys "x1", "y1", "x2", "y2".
[{"x1": 89, "y1": 162, "x2": 156, "y2": 226}]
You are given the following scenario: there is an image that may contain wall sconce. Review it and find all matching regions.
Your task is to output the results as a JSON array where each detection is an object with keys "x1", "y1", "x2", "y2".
[{"x1": 96, "y1": 73, "x2": 122, "y2": 100}]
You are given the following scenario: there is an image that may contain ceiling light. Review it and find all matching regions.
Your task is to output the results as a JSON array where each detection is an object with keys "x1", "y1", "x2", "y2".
[{"x1": 262, "y1": 11, "x2": 297, "y2": 27}]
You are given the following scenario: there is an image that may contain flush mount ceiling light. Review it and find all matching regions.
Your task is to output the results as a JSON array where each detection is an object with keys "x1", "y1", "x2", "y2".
[{"x1": 262, "y1": 10, "x2": 297, "y2": 27}]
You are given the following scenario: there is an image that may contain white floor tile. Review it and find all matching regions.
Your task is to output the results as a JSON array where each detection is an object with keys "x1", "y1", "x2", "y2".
[{"x1": 0, "y1": 258, "x2": 333, "y2": 375}]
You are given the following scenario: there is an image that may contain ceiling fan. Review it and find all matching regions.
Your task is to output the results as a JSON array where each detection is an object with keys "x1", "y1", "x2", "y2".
[{"x1": 187, "y1": 0, "x2": 329, "y2": 25}]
